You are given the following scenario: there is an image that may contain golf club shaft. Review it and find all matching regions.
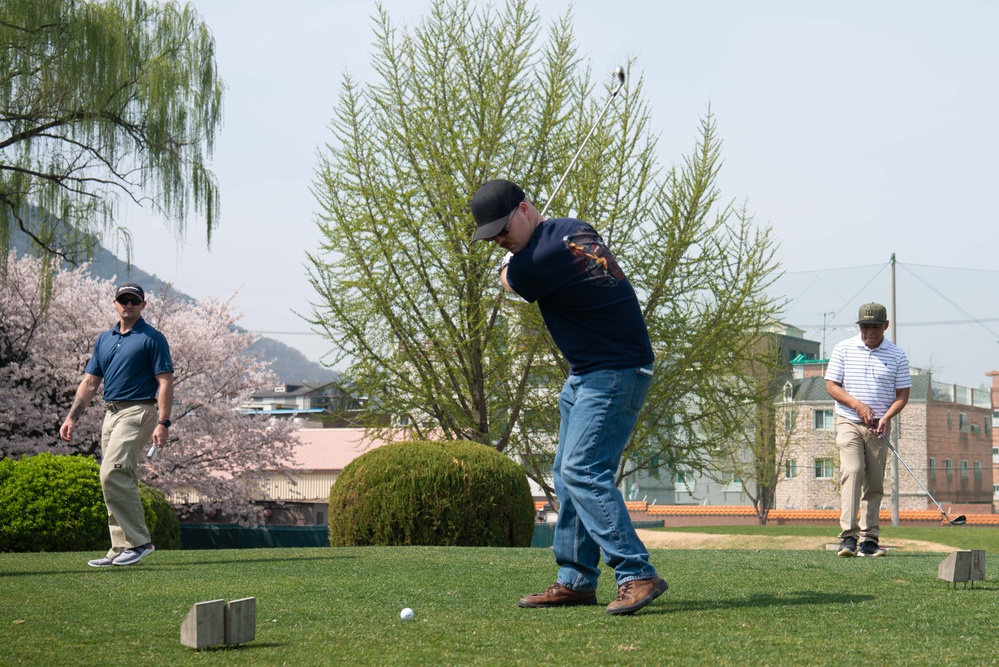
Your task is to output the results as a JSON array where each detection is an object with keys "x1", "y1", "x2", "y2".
[
  {"x1": 877, "y1": 432, "x2": 963, "y2": 523},
  {"x1": 539, "y1": 68, "x2": 626, "y2": 218}
]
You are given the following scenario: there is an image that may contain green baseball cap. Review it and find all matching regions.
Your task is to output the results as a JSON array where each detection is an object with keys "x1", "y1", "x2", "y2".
[{"x1": 857, "y1": 302, "x2": 887, "y2": 324}]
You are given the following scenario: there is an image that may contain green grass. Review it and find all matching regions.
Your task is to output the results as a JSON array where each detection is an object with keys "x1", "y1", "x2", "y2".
[
  {"x1": 2, "y1": 531, "x2": 997, "y2": 666},
  {"x1": 654, "y1": 524, "x2": 999, "y2": 551}
]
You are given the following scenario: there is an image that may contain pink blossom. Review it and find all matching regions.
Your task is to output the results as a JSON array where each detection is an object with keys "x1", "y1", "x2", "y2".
[{"x1": 1, "y1": 252, "x2": 299, "y2": 524}]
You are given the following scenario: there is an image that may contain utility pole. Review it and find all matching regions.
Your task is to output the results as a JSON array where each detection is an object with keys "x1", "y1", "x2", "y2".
[
  {"x1": 821, "y1": 312, "x2": 835, "y2": 359},
  {"x1": 890, "y1": 253, "x2": 900, "y2": 526}
]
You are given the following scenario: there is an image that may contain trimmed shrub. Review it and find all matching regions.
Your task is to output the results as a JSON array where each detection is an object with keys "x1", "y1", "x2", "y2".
[
  {"x1": 328, "y1": 440, "x2": 535, "y2": 547},
  {"x1": 0, "y1": 453, "x2": 180, "y2": 552},
  {"x1": 140, "y1": 483, "x2": 181, "y2": 550}
]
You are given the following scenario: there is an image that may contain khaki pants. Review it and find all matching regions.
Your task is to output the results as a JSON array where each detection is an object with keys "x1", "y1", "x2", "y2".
[
  {"x1": 836, "y1": 415, "x2": 889, "y2": 541},
  {"x1": 99, "y1": 403, "x2": 157, "y2": 557}
]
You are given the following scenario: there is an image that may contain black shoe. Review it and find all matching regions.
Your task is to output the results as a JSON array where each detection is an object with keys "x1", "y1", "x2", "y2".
[
  {"x1": 837, "y1": 536, "x2": 858, "y2": 557},
  {"x1": 858, "y1": 540, "x2": 886, "y2": 557}
]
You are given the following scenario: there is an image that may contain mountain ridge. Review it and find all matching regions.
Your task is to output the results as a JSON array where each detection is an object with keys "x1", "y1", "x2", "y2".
[{"x1": 9, "y1": 228, "x2": 338, "y2": 385}]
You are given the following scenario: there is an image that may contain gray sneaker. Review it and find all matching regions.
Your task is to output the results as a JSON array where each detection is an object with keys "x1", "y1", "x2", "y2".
[
  {"x1": 87, "y1": 556, "x2": 115, "y2": 568},
  {"x1": 112, "y1": 543, "x2": 155, "y2": 566},
  {"x1": 858, "y1": 540, "x2": 886, "y2": 557},
  {"x1": 837, "y1": 536, "x2": 858, "y2": 557}
]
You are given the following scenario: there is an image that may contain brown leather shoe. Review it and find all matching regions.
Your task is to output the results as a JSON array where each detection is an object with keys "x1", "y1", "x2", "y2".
[
  {"x1": 518, "y1": 582, "x2": 598, "y2": 608},
  {"x1": 606, "y1": 576, "x2": 669, "y2": 615}
]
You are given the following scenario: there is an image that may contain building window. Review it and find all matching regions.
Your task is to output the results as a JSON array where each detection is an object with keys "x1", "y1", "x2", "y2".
[
  {"x1": 945, "y1": 459, "x2": 953, "y2": 481},
  {"x1": 649, "y1": 456, "x2": 661, "y2": 478},
  {"x1": 785, "y1": 459, "x2": 798, "y2": 479},
  {"x1": 814, "y1": 409, "x2": 834, "y2": 430},
  {"x1": 959, "y1": 413, "x2": 969, "y2": 432},
  {"x1": 947, "y1": 410, "x2": 952, "y2": 429},
  {"x1": 986, "y1": 416, "x2": 992, "y2": 436},
  {"x1": 814, "y1": 458, "x2": 835, "y2": 479},
  {"x1": 784, "y1": 410, "x2": 797, "y2": 431},
  {"x1": 974, "y1": 460, "x2": 983, "y2": 482},
  {"x1": 928, "y1": 457, "x2": 936, "y2": 480},
  {"x1": 317, "y1": 511, "x2": 326, "y2": 526},
  {"x1": 675, "y1": 471, "x2": 693, "y2": 494},
  {"x1": 960, "y1": 460, "x2": 970, "y2": 480}
]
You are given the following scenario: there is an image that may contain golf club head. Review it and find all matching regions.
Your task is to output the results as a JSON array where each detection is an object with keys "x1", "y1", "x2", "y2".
[
  {"x1": 949, "y1": 515, "x2": 967, "y2": 525},
  {"x1": 612, "y1": 66, "x2": 626, "y2": 93}
]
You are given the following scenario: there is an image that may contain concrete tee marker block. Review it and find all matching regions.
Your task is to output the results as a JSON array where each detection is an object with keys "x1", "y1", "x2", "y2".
[
  {"x1": 180, "y1": 599, "x2": 226, "y2": 649},
  {"x1": 938, "y1": 550, "x2": 986, "y2": 587},
  {"x1": 225, "y1": 597, "x2": 256, "y2": 645}
]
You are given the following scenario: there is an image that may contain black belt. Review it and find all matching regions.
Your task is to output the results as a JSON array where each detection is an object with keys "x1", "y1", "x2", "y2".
[{"x1": 106, "y1": 400, "x2": 156, "y2": 413}]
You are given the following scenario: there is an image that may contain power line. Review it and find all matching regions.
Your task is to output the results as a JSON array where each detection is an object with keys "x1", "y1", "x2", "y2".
[
  {"x1": 795, "y1": 318, "x2": 999, "y2": 329},
  {"x1": 898, "y1": 263, "x2": 999, "y2": 343},
  {"x1": 784, "y1": 261, "x2": 999, "y2": 274}
]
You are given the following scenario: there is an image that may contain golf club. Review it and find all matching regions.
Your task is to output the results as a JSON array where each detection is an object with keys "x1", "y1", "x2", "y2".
[
  {"x1": 539, "y1": 66, "x2": 626, "y2": 218},
  {"x1": 875, "y1": 431, "x2": 966, "y2": 525}
]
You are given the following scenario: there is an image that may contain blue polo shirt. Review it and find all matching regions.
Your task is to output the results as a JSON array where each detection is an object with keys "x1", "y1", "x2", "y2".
[
  {"x1": 506, "y1": 217, "x2": 654, "y2": 375},
  {"x1": 84, "y1": 317, "x2": 173, "y2": 401}
]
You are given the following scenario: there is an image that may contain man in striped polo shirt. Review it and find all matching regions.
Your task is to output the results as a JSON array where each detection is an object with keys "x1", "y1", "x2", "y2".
[{"x1": 825, "y1": 302, "x2": 912, "y2": 557}]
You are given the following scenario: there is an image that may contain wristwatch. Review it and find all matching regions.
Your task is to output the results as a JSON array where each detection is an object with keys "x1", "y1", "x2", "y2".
[{"x1": 158, "y1": 419, "x2": 171, "y2": 428}]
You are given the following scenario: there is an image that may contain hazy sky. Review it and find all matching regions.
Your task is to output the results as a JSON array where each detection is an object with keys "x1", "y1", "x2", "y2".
[{"x1": 122, "y1": 0, "x2": 999, "y2": 389}]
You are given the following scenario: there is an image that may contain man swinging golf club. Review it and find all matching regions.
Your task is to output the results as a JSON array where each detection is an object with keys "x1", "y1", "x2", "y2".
[
  {"x1": 825, "y1": 302, "x2": 911, "y2": 557},
  {"x1": 470, "y1": 179, "x2": 667, "y2": 615}
]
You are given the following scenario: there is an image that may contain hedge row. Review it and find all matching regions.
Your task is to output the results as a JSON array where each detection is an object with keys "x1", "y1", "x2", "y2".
[{"x1": 0, "y1": 453, "x2": 180, "y2": 552}]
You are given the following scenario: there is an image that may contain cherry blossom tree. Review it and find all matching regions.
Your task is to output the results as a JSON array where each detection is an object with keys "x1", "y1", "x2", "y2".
[{"x1": 0, "y1": 252, "x2": 298, "y2": 523}]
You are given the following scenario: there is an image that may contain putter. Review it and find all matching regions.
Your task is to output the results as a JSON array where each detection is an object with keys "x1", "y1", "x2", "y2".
[
  {"x1": 875, "y1": 431, "x2": 966, "y2": 525},
  {"x1": 539, "y1": 66, "x2": 626, "y2": 218}
]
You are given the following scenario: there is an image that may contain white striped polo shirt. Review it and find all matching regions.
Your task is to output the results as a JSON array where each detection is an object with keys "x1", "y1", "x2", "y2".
[{"x1": 824, "y1": 334, "x2": 911, "y2": 421}]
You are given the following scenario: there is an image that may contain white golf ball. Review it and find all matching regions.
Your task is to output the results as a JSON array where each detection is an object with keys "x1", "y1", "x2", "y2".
[{"x1": 400, "y1": 607, "x2": 415, "y2": 621}]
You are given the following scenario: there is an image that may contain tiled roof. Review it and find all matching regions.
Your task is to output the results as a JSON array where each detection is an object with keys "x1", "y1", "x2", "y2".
[
  {"x1": 790, "y1": 373, "x2": 930, "y2": 403},
  {"x1": 792, "y1": 376, "x2": 831, "y2": 402},
  {"x1": 287, "y1": 428, "x2": 397, "y2": 472}
]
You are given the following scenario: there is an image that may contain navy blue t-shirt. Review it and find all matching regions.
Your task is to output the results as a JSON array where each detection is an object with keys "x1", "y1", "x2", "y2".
[
  {"x1": 84, "y1": 317, "x2": 174, "y2": 401},
  {"x1": 506, "y1": 217, "x2": 654, "y2": 375}
]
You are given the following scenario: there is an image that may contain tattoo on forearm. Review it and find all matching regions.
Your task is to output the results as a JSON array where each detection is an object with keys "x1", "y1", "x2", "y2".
[{"x1": 68, "y1": 399, "x2": 86, "y2": 421}]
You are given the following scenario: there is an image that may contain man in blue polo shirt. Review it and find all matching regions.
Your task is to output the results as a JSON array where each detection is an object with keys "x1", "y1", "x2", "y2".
[
  {"x1": 470, "y1": 179, "x2": 667, "y2": 616},
  {"x1": 60, "y1": 282, "x2": 174, "y2": 567},
  {"x1": 825, "y1": 302, "x2": 911, "y2": 557}
]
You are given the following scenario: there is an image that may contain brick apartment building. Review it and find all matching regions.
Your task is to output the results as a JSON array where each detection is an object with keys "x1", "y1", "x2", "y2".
[{"x1": 778, "y1": 359, "x2": 994, "y2": 514}]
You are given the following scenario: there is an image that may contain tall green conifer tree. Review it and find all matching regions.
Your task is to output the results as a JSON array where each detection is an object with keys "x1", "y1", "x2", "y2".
[{"x1": 308, "y1": 0, "x2": 784, "y2": 499}]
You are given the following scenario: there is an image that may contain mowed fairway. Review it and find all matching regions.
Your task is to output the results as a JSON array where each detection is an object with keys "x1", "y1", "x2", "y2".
[{"x1": 2, "y1": 528, "x2": 998, "y2": 666}]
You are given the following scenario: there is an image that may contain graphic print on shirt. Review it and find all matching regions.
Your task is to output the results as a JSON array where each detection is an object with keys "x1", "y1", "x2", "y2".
[{"x1": 563, "y1": 229, "x2": 624, "y2": 287}]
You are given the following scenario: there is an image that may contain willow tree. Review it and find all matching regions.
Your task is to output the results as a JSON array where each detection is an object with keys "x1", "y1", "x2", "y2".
[
  {"x1": 308, "y1": 0, "x2": 783, "y2": 497},
  {"x1": 0, "y1": 0, "x2": 224, "y2": 266}
]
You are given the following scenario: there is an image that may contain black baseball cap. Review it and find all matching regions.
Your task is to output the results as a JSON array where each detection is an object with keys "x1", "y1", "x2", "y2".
[
  {"x1": 116, "y1": 283, "x2": 145, "y2": 301},
  {"x1": 857, "y1": 302, "x2": 887, "y2": 324},
  {"x1": 470, "y1": 179, "x2": 525, "y2": 243}
]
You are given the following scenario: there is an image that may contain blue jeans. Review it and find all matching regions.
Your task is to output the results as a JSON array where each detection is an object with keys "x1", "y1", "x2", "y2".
[{"x1": 552, "y1": 366, "x2": 658, "y2": 591}]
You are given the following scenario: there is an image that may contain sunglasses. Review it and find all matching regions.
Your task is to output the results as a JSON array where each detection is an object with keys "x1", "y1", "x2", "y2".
[
  {"x1": 116, "y1": 296, "x2": 142, "y2": 306},
  {"x1": 494, "y1": 205, "x2": 519, "y2": 239}
]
